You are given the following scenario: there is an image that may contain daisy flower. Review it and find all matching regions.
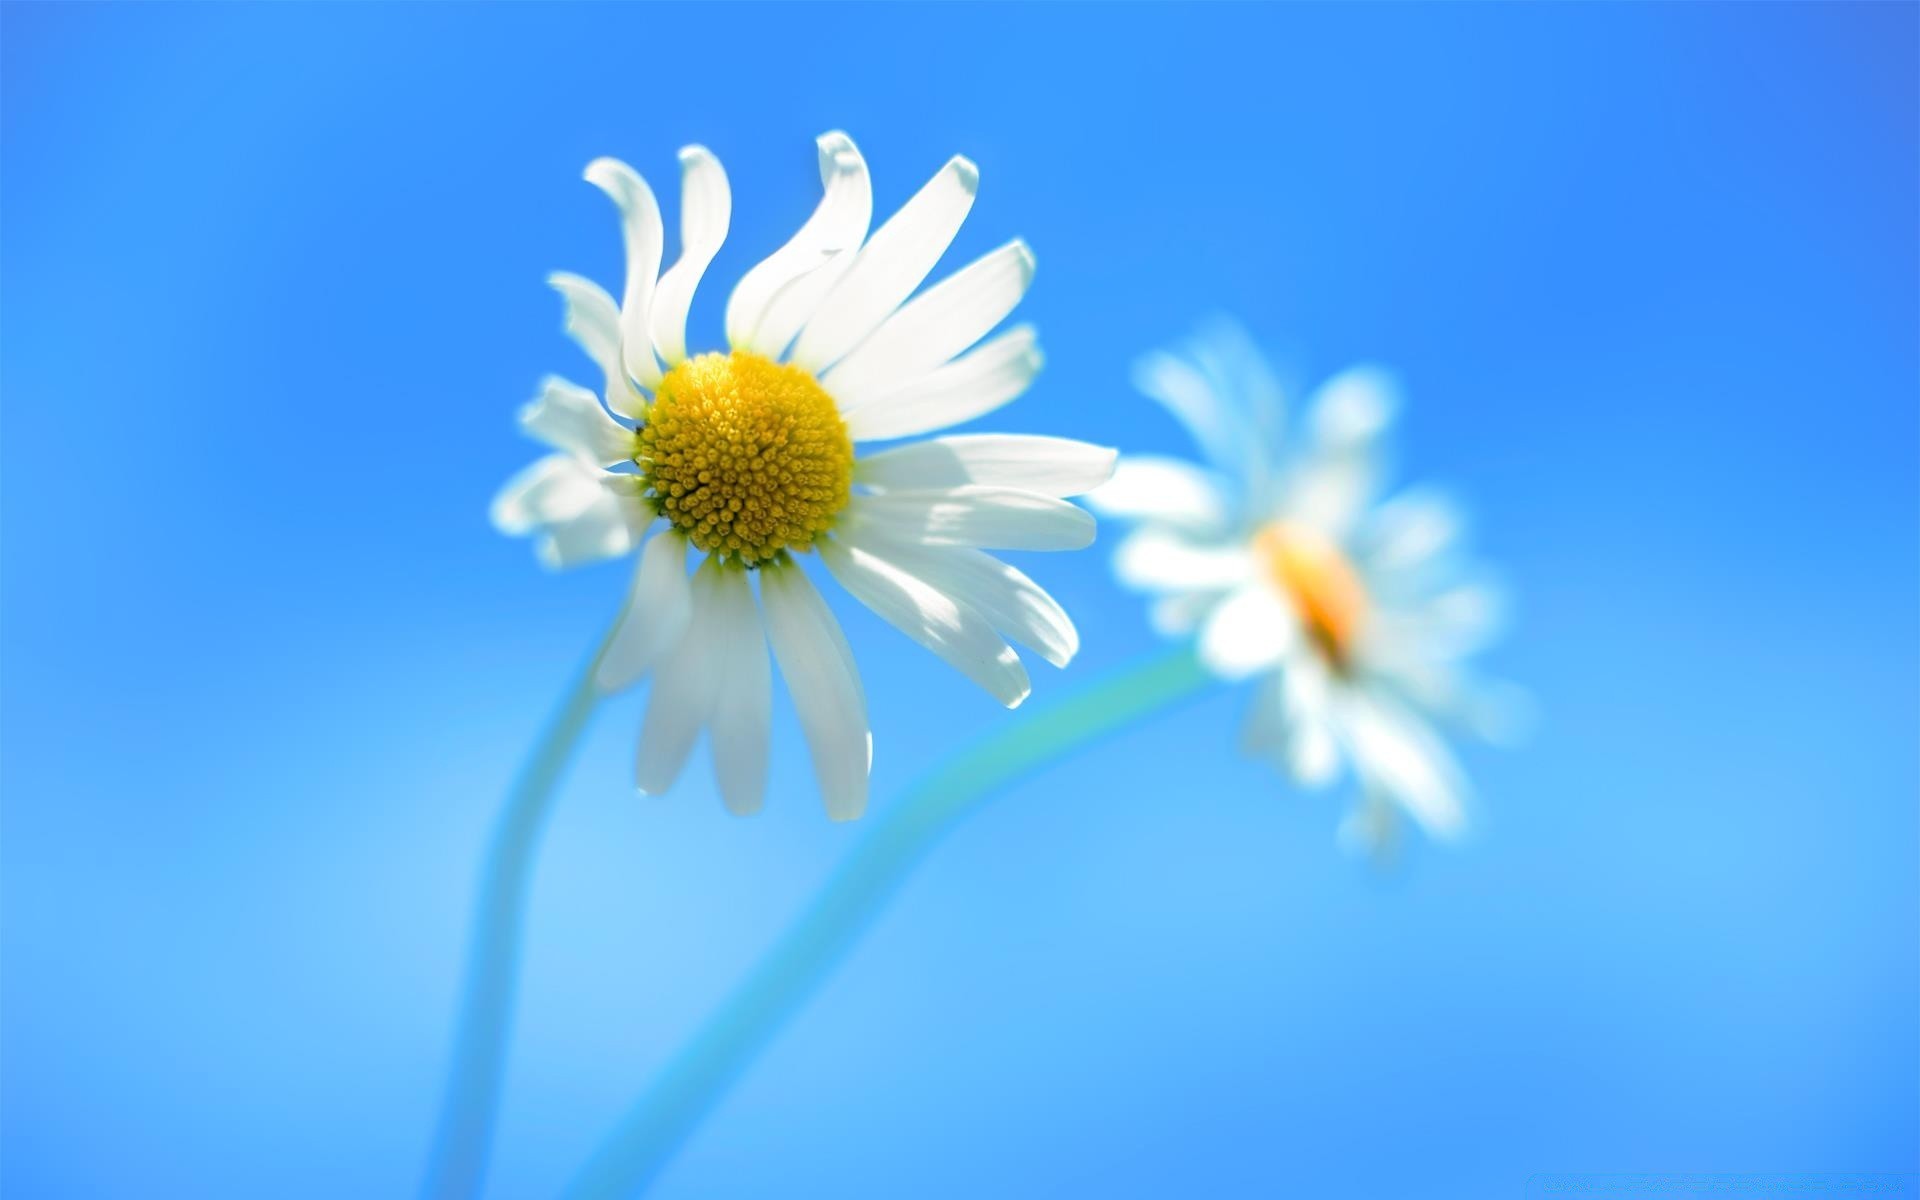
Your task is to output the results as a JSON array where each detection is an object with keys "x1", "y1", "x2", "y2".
[
  {"x1": 1089, "y1": 321, "x2": 1523, "y2": 850},
  {"x1": 491, "y1": 133, "x2": 1113, "y2": 822}
]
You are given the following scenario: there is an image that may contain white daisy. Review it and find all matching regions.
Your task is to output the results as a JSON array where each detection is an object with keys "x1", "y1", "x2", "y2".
[
  {"x1": 492, "y1": 133, "x2": 1114, "y2": 822},
  {"x1": 1089, "y1": 320, "x2": 1523, "y2": 850}
]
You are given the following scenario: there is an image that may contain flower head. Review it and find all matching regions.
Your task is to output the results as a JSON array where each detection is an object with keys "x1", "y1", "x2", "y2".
[
  {"x1": 1090, "y1": 320, "x2": 1525, "y2": 851},
  {"x1": 494, "y1": 134, "x2": 1114, "y2": 821}
]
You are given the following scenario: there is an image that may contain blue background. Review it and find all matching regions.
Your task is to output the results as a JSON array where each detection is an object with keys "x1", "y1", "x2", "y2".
[{"x1": 4, "y1": 4, "x2": 1915, "y2": 1197}]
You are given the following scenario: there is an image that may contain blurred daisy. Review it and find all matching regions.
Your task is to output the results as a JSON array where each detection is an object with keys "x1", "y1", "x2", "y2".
[
  {"x1": 492, "y1": 133, "x2": 1112, "y2": 821},
  {"x1": 1090, "y1": 321, "x2": 1523, "y2": 850}
]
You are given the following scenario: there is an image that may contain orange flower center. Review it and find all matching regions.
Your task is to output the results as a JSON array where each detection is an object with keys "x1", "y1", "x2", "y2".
[{"x1": 1254, "y1": 523, "x2": 1369, "y2": 671}]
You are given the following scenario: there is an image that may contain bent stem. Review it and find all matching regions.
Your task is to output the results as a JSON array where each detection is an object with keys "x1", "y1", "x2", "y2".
[
  {"x1": 563, "y1": 645, "x2": 1215, "y2": 1200},
  {"x1": 422, "y1": 630, "x2": 613, "y2": 1200}
]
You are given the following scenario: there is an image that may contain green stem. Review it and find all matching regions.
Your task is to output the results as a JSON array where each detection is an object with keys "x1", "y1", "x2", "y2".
[
  {"x1": 562, "y1": 645, "x2": 1215, "y2": 1200},
  {"x1": 421, "y1": 630, "x2": 611, "y2": 1200}
]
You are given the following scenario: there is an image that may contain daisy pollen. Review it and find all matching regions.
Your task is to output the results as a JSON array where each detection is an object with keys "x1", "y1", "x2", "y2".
[
  {"x1": 1255, "y1": 522, "x2": 1367, "y2": 673},
  {"x1": 638, "y1": 351, "x2": 853, "y2": 565},
  {"x1": 493, "y1": 133, "x2": 1114, "y2": 821}
]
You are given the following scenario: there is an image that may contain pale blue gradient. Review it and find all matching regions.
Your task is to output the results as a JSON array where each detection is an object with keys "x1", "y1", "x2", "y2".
[{"x1": 3, "y1": 4, "x2": 1915, "y2": 1198}]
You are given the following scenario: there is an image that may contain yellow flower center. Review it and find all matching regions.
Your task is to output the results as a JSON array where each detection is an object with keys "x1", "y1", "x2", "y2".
[
  {"x1": 1255, "y1": 522, "x2": 1369, "y2": 671},
  {"x1": 635, "y1": 350, "x2": 854, "y2": 567}
]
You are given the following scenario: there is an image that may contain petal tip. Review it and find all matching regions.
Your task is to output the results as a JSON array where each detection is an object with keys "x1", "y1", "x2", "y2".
[
  {"x1": 1009, "y1": 238, "x2": 1036, "y2": 277},
  {"x1": 583, "y1": 156, "x2": 628, "y2": 186},
  {"x1": 947, "y1": 154, "x2": 980, "y2": 192}
]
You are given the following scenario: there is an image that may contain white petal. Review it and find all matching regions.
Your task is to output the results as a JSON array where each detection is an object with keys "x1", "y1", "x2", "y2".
[
  {"x1": 1360, "y1": 490, "x2": 1465, "y2": 577},
  {"x1": 789, "y1": 155, "x2": 978, "y2": 373},
  {"x1": 1366, "y1": 580, "x2": 1506, "y2": 665},
  {"x1": 1133, "y1": 348, "x2": 1246, "y2": 482},
  {"x1": 855, "y1": 435, "x2": 1116, "y2": 498},
  {"x1": 1337, "y1": 691, "x2": 1468, "y2": 838},
  {"x1": 1197, "y1": 583, "x2": 1296, "y2": 679},
  {"x1": 491, "y1": 454, "x2": 602, "y2": 536},
  {"x1": 761, "y1": 563, "x2": 871, "y2": 820},
  {"x1": 1289, "y1": 723, "x2": 1342, "y2": 787},
  {"x1": 819, "y1": 537, "x2": 1029, "y2": 708},
  {"x1": 823, "y1": 239, "x2": 1034, "y2": 409},
  {"x1": 547, "y1": 273, "x2": 646, "y2": 421},
  {"x1": 841, "y1": 528, "x2": 1078, "y2": 668},
  {"x1": 1423, "y1": 582, "x2": 1506, "y2": 649},
  {"x1": 1282, "y1": 452, "x2": 1385, "y2": 542},
  {"x1": 634, "y1": 560, "x2": 725, "y2": 795},
  {"x1": 596, "y1": 532, "x2": 693, "y2": 693},
  {"x1": 1308, "y1": 366, "x2": 1399, "y2": 449},
  {"x1": 845, "y1": 488, "x2": 1095, "y2": 552},
  {"x1": 1243, "y1": 663, "x2": 1340, "y2": 786},
  {"x1": 1149, "y1": 590, "x2": 1221, "y2": 637},
  {"x1": 1188, "y1": 318, "x2": 1287, "y2": 456},
  {"x1": 708, "y1": 569, "x2": 771, "y2": 816},
  {"x1": 1085, "y1": 456, "x2": 1231, "y2": 532},
  {"x1": 584, "y1": 156, "x2": 665, "y2": 390},
  {"x1": 1112, "y1": 528, "x2": 1252, "y2": 593},
  {"x1": 536, "y1": 511, "x2": 634, "y2": 570},
  {"x1": 518, "y1": 377, "x2": 633, "y2": 467},
  {"x1": 726, "y1": 132, "x2": 873, "y2": 357},
  {"x1": 841, "y1": 324, "x2": 1042, "y2": 442},
  {"x1": 492, "y1": 455, "x2": 641, "y2": 569},
  {"x1": 648, "y1": 146, "x2": 732, "y2": 368}
]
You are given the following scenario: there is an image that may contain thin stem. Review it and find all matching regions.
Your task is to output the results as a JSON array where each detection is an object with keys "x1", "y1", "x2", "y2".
[
  {"x1": 562, "y1": 645, "x2": 1215, "y2": 1200},
  {"x1": 421, "y1": 630, "x2": 612, "y2": 1200}
]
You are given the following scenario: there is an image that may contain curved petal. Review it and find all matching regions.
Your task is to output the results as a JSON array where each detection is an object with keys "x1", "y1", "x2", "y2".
[
  {"x1": 1365, "y1": 579, "x2": 1507, "y2": 667},
  {"x1": 1085, "y1": 456, "x2": 1232, "y2": 532},
  {"x1": 584, "y1": 156, "x2": 665, "y2": 390},
  {"x1": 1132, "y1": 348, "x2": 1247, "y2": 485},
  {"x1": 761, "y1": 563, "x2": 870, "y2": 821},
  {"x1": 708, "y1": 568, "x2": 771, "y2": 816},
  {"x1": 845, "y1": 487, "x2": 1095, "y2": 552},
  {"x1": 549, "y1": 272, "x2": 646, "y2": 420},
  {"x1": 788, "y1": 155, "x2": 978, "y2": 373},
  {"x1": 726, "y1": 132, "x2": 873, "y2": 357},
  {"x1": 492, "y1": 455, "x2": 643, "y2": 569},
  {"x1": 1359, "y1": 489, "x2": 1465, "y2": 578},
  {"x1": 1188, "y1": 317, "x2": 1287, "y2": 458},
  {"x1": 841, "y1": 324, "x2": 1042, "y2": 442},
  {"x1": 1282, "y1": 452, "x2": 1385, "y2": 542},
  {"x1": 1242, "y1": 659, "x2": 1341, "y2": 787},
  {"x1": 1112, "y1": 527, "x2": 1252, "y2": 593},
  {"x1": 823, "y1": 239, "x2": 1034, "y2": 409},
  {"x1": 491, "y1": 454, "x2": 602, "y2": 536},
  {"x1": 841, "y1": 527, "x2": 1078, "y2": 668},
  {"x1": 1197, "y1": 583, "x2": 1296, "y2": 679},
  {"x1": 596, "y1": 531, "x2": 693, "y2": 693},
  {"x1": 648, "y1": 145, "x2": 732, "y2": 368},
  {"x1": 819, "y1": 537, "x2": 1029, "y2": 708},
  {"x1": 634, "y1": 559, "x2": 725, "y2": 795},
  {"x1": 518, "y1": 377, "x2": 633, "y2": 467},
  {"x1": 1337, "y1": 691, "x2": 1468, "y2": 838},
  {"x1": 1307, "y1": 365, "x2": 1399, "y2": 450},
  {"x1": 855, "y1": 435, "x2": 1115, "y2": 498},
  {"x1": 536, "y1": 506, "x2": 638, "y2": 570},
  {"x1": 1149, "y1": 589, "x2": 1221, "y2": 637}
]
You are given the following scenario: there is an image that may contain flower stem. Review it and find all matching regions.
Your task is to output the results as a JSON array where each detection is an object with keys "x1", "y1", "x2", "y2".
[
  {"x1": 562, "y1": 645, "x2": 1215, "y2": 1200},
  {"x1": 421, "y1": 630, "x2": 611, "y2": 1200}
]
